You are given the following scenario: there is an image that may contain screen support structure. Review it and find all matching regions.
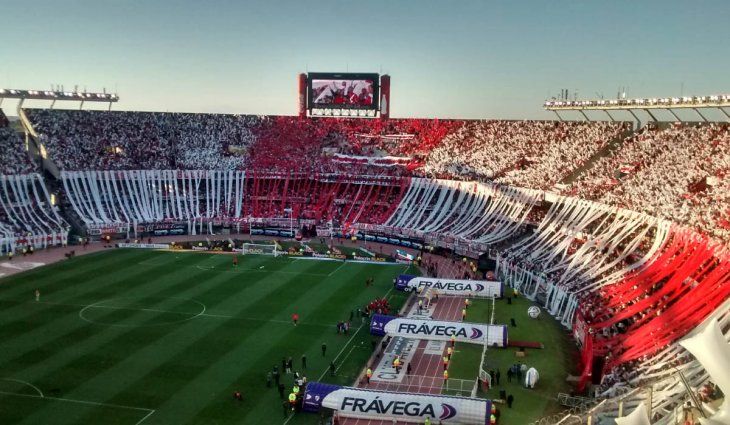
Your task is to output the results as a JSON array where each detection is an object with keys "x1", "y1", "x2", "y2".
[{"x1": 300, "y1": 73, "x2": 390, "y2": 120}]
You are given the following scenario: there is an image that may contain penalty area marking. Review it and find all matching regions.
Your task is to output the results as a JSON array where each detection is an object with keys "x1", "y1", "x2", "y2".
[
  {"x1": 0, "y1": 389, "x2": 155, "y2": 425},
  {"x1": 0, "y1": 378, "x2": 44, "y2": 397}
]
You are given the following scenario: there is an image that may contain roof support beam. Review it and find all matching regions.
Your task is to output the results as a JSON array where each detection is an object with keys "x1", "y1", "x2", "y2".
[
  {"x1": 693, "y1": 108, "x2": 708, "y2": 122},
  {"x1": 666, "y1": 108, "x2": 682, "y2": 122},
  {"x1": 644, "y1": 109, "x2": 658, "y2": 122},
  {"x1": 718, "y1": 107, "x2": 730, "y2": 122}
]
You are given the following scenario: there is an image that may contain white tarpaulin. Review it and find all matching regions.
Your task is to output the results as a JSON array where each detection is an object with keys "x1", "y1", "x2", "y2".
[
  {"x1": 524, "y1": 367, "x2": 539, "y2": 388},
  {"x1": 404, "y1": 277, "x2": 503, "y2": 298},
  {"x1": 614, "y1": 402, "x2": 651, "y2": 425},
  {"x1": 679, "y1": 318, "x2": 730, "y2": 425},
  {"x1": 383, "y1": 317, "x2": 508, "y2": 347},
  {"x1": 321, "y1": 387, "x2": 491, "y2": 424}
]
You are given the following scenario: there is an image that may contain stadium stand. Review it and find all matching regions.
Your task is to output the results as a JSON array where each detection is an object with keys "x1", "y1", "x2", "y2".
[
  {"x1": 422, "y1": 120, "x2": 630, "y2": 187},
  {"x1": 0, "y1": 112, "x2": 36, "y2": 175},
  {"x1": 0, "y1": 109, "x2": 67, "y2": 251},
  {"x1": 566, "y1": 122, "x2": 730, "y2": 241},
  {"x1": 9, "y1": 107, "x2": 730, "y2": 423},
  {"x1": 0, "y1": 173, "x2": 69, "y2": 252},
  {"x1": 24, "y1": 109, "x2": 461, "y2": 174},
  {"x1": 59, "y1": 170, "x2": 408, "y2": 229},
  {"x1": 24, "y1": 109, "x2": 259, "y2": 170}
]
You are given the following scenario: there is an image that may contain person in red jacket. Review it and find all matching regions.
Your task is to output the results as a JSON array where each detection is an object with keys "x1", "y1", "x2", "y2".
[{"x1": 292, "y1": 313, "x2": 299, "y2": 326}]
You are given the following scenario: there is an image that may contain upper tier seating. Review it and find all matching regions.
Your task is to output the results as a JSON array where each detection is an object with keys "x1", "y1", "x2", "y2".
[
  {"x1": 0, "y1": 109, "x2": 36, "y2": 175},
  {"x1": 566, "y1": 123, "x2": 730, "y2": 241}
]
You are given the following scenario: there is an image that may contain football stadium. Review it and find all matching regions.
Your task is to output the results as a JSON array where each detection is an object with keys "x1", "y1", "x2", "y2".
[{"x1": 1, "y1": 2, "x2": 729, "y2": 425}]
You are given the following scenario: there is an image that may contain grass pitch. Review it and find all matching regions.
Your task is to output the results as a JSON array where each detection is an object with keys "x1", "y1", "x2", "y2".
[
  {"x1": 446, "y1": 294, "x2": 578, "y2": 424},
  {"x1": 0, "y1": 249, "x2": 413, "y2": 424}
]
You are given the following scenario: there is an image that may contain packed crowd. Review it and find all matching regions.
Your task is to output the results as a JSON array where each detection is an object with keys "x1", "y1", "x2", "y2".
[
  {"x1": 21, "y1": 108, "x2": 730, "y2": 244},
  {"x1": 567, "y1": 123, "x2": 730, "y2": 240},
  {"x1": 242, "y1": 174, "x2": 406, "y2": 225},
  {"x1": 422, "y1": 120, "x2": 629, "y2": 188},
  {"x1": 25, "y1": 110, "x2": 461, "y2": 175},
  {"x1": 25, "y1": 109, "x2": 260, "y2": 170},
  {"x1": 0, "y1": 112, "x2": 36, "y2": 175}
]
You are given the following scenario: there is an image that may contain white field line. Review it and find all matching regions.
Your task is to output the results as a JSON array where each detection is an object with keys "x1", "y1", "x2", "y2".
[
  {"x1": 317, "y1": 323, "x2": 365, "y2": 382},
  {"x1": 0, "y1": 390, "x2": 155, "y2": 415},
  {"x1": 334, "y1": 345, "x2": 358, "y2": 374},
  {"x1": 13, "y1": 299, "x2": 332, "y2": 328},
  {"x1": 134, "y1": 409, "x2": 156, "y2": 425},
  {"x1": 327, "y1": 261, "x2": 348, "y2": 276},
  {"x1": 192, "y1": 265, "x2": 329, "y2": 277},
  {"x1": 284, "y1": 323, "x2": 365, "y2": 425},
  {"x1": 0, "y1": 378, "x2": 44, "y2": 397}
]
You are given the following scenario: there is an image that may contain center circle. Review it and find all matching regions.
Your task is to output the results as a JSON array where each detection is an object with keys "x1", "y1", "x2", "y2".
[{"x1": 78, "y1": 297, "x2": 206, "y2": 327}]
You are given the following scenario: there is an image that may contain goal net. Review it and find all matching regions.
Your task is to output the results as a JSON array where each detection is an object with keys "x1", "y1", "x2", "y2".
[{"x1": 241, "y1": 243, "x2": 279, "y2": 256}]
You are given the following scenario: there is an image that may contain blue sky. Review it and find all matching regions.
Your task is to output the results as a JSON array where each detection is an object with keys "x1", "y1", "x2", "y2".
[{"x1": 0, "y1": 0, "x2": 728, "y2": 119}]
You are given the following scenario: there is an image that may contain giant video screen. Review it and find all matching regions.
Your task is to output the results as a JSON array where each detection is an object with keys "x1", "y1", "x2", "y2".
[{"x1": 307, "y1": 73, "x2": 379, "y2": 110}]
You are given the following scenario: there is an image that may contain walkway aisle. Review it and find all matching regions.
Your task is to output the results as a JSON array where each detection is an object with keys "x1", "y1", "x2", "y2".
[{"x1": 340, "y1": 295, "x2": 466, "y2": 425}]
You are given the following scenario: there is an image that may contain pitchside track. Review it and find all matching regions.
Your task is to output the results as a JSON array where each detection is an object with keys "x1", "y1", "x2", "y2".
[{"x1": 0, "y1": 249, "x2": 414, "y2": 425}]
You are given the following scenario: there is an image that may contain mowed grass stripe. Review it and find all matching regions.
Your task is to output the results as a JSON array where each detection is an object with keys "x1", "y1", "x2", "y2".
[
  {"x1": 0, "y1": 253, "x2": 216, "y2": 366},
  {"x1": 0, "y1": 249, "x2": 124, "y2": 287},
  {"x1": 0, "y1": 253, "x2": 217, "y2": 382},
  {"x1": 141, "y1": 261, "x2": 398, "y2": 424},
  {"x1": 0, "y1": 250, "x2": 151, "y2": 300},
  {"x1": 0, "y1": 250, "x2": 173, "y2": 333},
  {"x1": 1, "y1": 255, "x2": 215, "y2": 423},
  {"x1": 23, "y1": 253, "x2": 274, "y2": 371},
  {"x1": 301, "y1": 262, "x2": 401, "y2": 324},
  {"x1": 0, "y1": 392, "x2": 149, "y2": 425},
  {"x1": 12, "y1": 255, "x2": 251, "y2": 425},
  {"x1": 191, "y1": 263, "x2": 406, "y2": 424},
  {"x1": 0, "y1": 249, "x2": 152, "y2": 318},
  {"x1": 114, "y1": 258, "x2": 355, "y2": 424},
  {"x1": 0, "y1": 251, "x2": 409, "y2": 425},
  {"x1": 0, "y1": 265, "x2": 219, "y2": 418},
  {"x1": 20, "y1": 255, "x2": 333, "y2": 424}
]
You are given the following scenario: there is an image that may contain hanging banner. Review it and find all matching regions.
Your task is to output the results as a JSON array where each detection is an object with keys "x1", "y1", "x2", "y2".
[
  {"x1": 573, "y1": 311, "x2": 588, "y2": 347},
  {"x1": 87, "y1": 225, "x2": 129, "y2": 235},
  {"x1": 303, "y1": 384, "x2": 492, "y2": 424},
  {"x1": 374, "y1": 315, "x2": 507, "y2": 347},
  {"x1": 395, "y1": 249, "x2": 414, "y2": 261},
  {"x1": 395, "y1": 275, "x2": 503, "y2": 298},
  {"x1": 116, "y1": 243, "x2": 169, "y2": 249}
]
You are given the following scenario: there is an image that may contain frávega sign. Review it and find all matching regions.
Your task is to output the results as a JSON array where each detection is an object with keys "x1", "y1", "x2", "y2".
[
  {"x1": 302, "y1": 383, "x2": 491, "y2": 424},
  {"x1": 395, "y1": 275, "x2": 503, "y2": 298},
  {"x1": 382, "y1": 317, "x2": 508, "y2": 347}
]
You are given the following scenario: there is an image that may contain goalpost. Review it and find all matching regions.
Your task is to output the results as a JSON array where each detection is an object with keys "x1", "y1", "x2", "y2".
[{"x1": 241, "y1": 243, "x2": 279, "y2": 256}]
